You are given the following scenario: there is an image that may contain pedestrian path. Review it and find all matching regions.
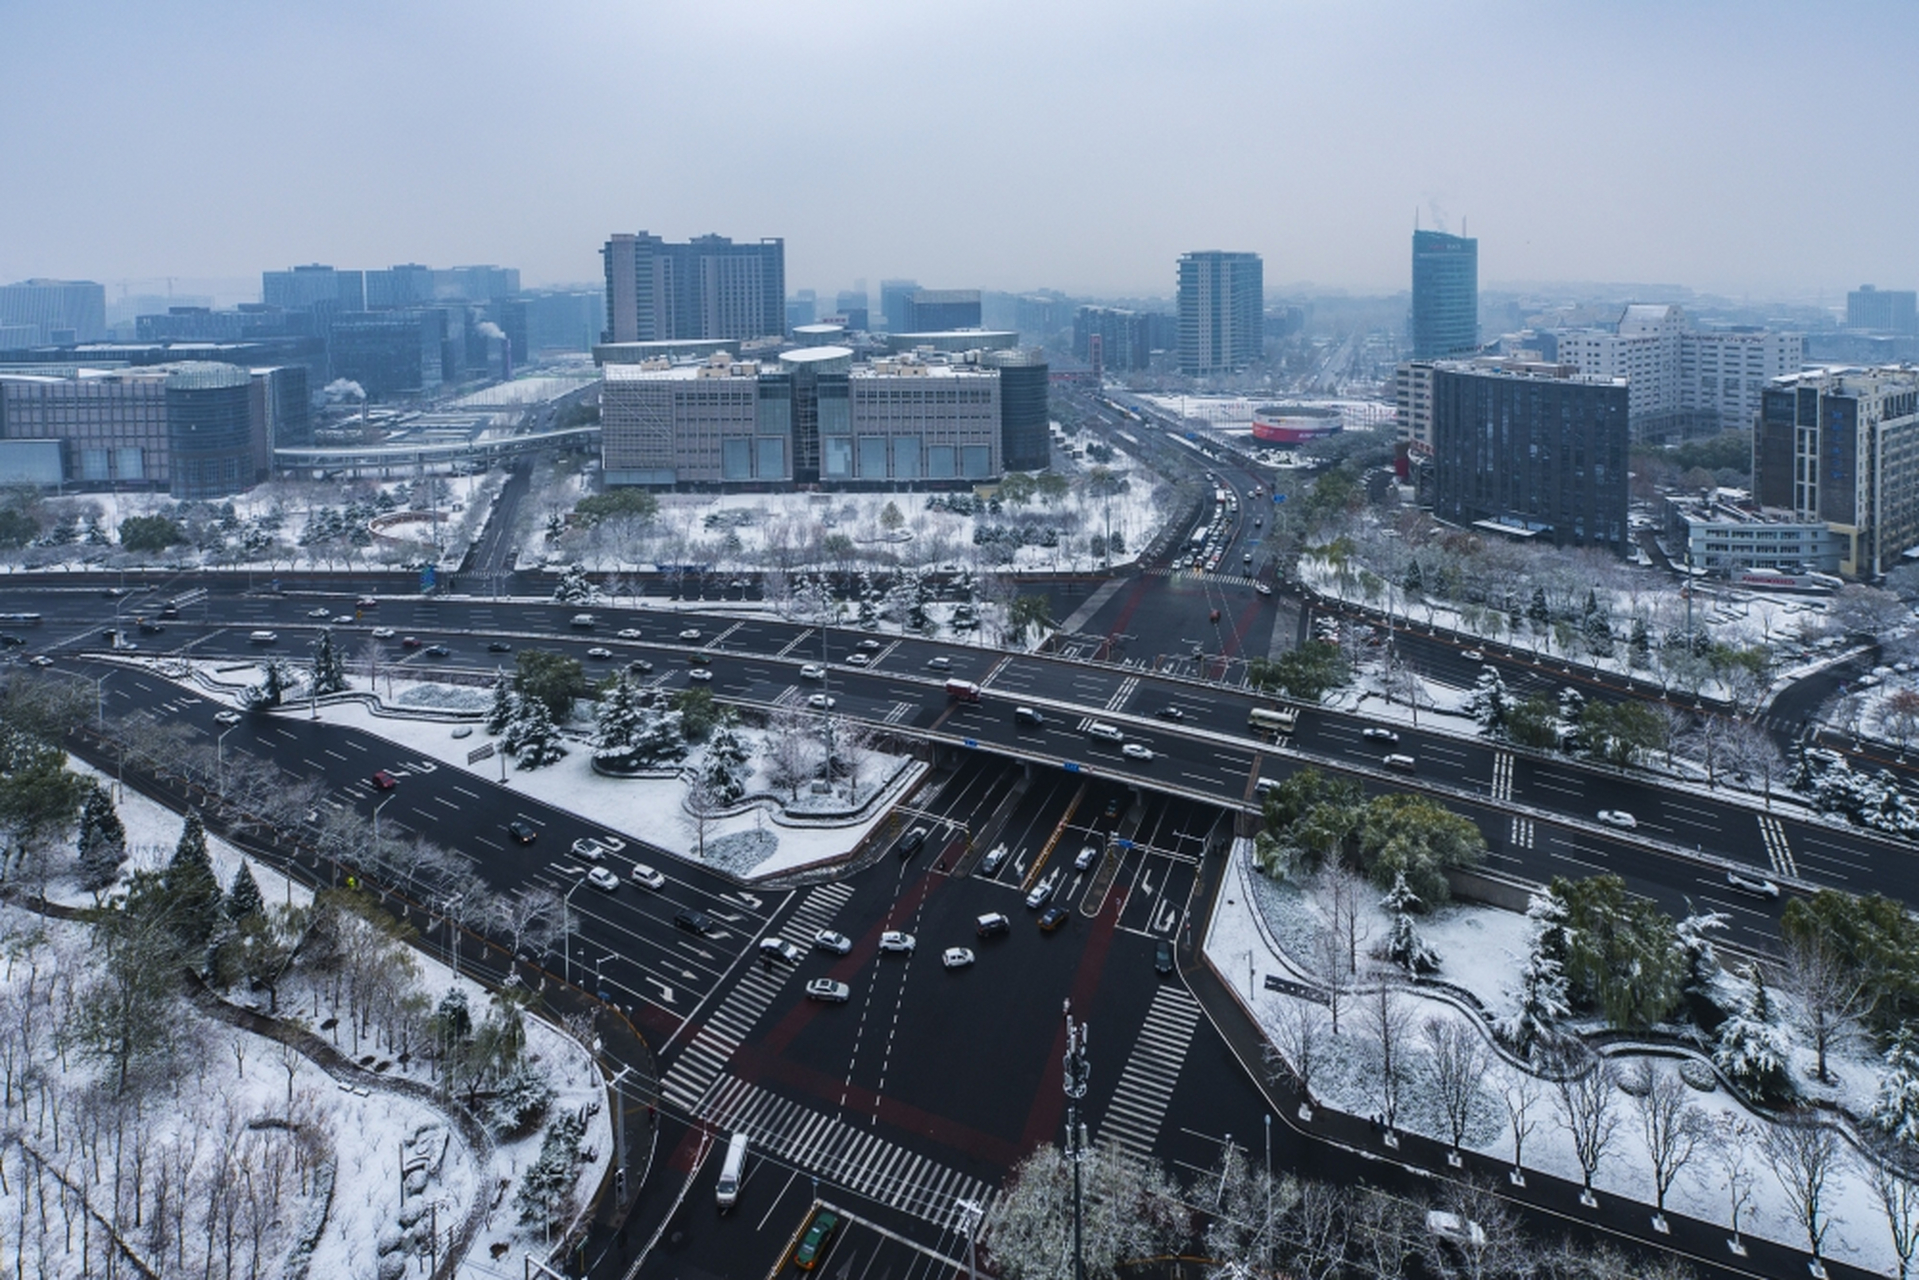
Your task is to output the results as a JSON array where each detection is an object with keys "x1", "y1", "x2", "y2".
[
  {"x1": 1095, "y1": 986, "x2": 1202, "y2": 1161},
  {"x1": 700, "y1": 1074, "x2": 998, "y2": 1232},
  {"x1": 1758, "y1": 814, "x2": 1798, "y2": 877},
  {"x1": 659, "y1": 882, "x2": 854, "y2": 1113}
]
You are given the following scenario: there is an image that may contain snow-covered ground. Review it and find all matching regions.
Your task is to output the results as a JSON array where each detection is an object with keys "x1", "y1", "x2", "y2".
[
  {"x1": 177, "y1": 659, "x2": 920, "y2": 881},
  {"x1": 529, "y1": 438, "x2": 1178, "y2": 578},
  {"x1": 1206, "y1": 842, "x2": 1902, "y2": 1274},
  {"x1": 6, "y1": 762, "x2": 613, "y2": 1280}
]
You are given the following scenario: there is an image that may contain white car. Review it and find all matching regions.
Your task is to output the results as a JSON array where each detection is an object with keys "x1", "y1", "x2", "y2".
[
  {"x1": 678, "y1": 627, "x2": 702, "y2": 641},
  {"x1": 307, "y1": 607, "x2": 332, "y2": 619},
  {"x1": 586, "y1": 647, "x2": 612, "y2": 659},
  {"x1": 629, "y1": 863, "x2": 665, "y2": 890},
  {"x1": 926, "y1": 656, "x2": 951, "y2": 671},
  {"x1": 806, "y1": 978, "x2": 850, "y2": 1003},
  {"x1": 814, "y1": 930, "x2": 852, "y2": 955},
  {"x1": 847, "y1": 653, "x2": 870, "y2": 666},
  {"x1": 1362, "y1": 727, "x2": 1399, "y2": 743},
  {"x1": 214, "y1": 710, "x2": 242, "y2": 725},
  {"x1": 1596, "y1": 810, "x2": 1637, "y2": 829},
  {"x1": 617, "y1": 628, "x2": 642, "y2": 639},
  {"x1": 372, "y1": 627, "x2": 396, "y2": 639},
  {"x1": 1726, "y1": 871, "x2": 1782, "y2": 899},
  {"x1": 857, "y1": 638, "x2": 881, "y2": 651},
  {"x1": 1461, "y1": 649, "x2": 1486, "y2": 661},
  {"x1": 1120, "y1": 743, "x2": 1154, "y2": 762},
  {"x1": 1025, "y1": 875, "x2": 1056, "y2": 909},
  {"x1": 1425, "y1": 1211, "x2": 1487, "y2": 1249},
  {"x1": 689, "y1": 669, "x2": 713, "y2": 682},
  {"x1": 878, "y1": 930, "x2": 916, "y2": 954},
  {"x1": 807, "y1": 693, "x2": 835, "y2": 709},
  {"x1": 333, "y1": 614, "x2": 355, "y2": 624},
  {"x1": 570, "y1": 837, "x2": 610, "y2": 861},
  {"x1": 1073, "y1": 844, "x2": 1100, "y2": 872},
  {"x1": 799, "y1": 664, "x2": 826, "y2": 679},
  {"x1": 585, "y1": 866, "x2": 620, "y2": 892},
  {"x1": 942, "y1": 947, "x2": 975, "y2": 970}
]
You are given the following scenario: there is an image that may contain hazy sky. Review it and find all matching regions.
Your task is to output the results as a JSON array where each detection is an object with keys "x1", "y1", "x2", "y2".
[{"x1": 4, "y1": 1, "x2": 1915, "y2": 303}]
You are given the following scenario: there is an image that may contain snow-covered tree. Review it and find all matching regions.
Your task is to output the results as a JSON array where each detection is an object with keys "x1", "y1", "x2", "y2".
[
  {"x1": 591, "y1": 674, "x2": 646, "y2": 767},
  {"x1": 552, "y1": 562, "x2": 594, "y2": 603},
  {"x1": 1497, "y1": 889, "x2": 1572, "y2": 1059},
  {"x1": 632, "y1": 701, "x2": 689, "y2": 767},
  {"x1": 74, "y1": 778, "x2": 128, "y2": 893},
  {"x1": 1714, "y1": 964, "x2": 1793, "y2": 1103},
  {"x1": 309, "y1": 627, "x2": 348, "y2": 695},
  {"x1": 225, "y1": 861, "x2": 265, "y2": 922},
  {"x1": 1380, "y1": 872, "x2": 1439, "y2": 975},
  {"x1": 1674, "y1": 907, "x2": 1728, "y2": 1003},
  {"x1": 698, "y1": 720, "x2": 752, "y2": 804},
  {"x1": 1874, "y1": 1028, "x2": 1919, "y2": 1150},
  {"x1": 1467, "y1": 666, "x2": 1511, "y2": 737},
  {"x1": 509, "y1": 697, "x2": 567, "y2": 770},
  {"x1": 242, "y1": 658, "x2": 292, "y2": 709},
  {"x1": 1635, "y1": 1066, "x2": 1707, "y2": 1225},
  {"x1": 1555, "y1": 1059, "x2": 1621, "y2": 1201},
  {"x1": 166, "y1": 808, "x2": 224, "y2": 952},
  {"x1": 983, "y1": 1141, "x2": 1189, "y2": 1280},
  {"x1": 1422, "y1": 1016, "x2": 1492, "y2": 1156},
  {"x1": 485, "y1": 671, "x2": 517, "y2": 735},
  {"x1": 1763, "y1": 1116, "x2": 1844, "y2": 1270}
]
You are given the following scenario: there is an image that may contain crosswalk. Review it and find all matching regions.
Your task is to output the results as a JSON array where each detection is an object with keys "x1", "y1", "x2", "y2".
[
  {"x1": 1758, "y1": 814, "x2": 1798, "y2": 878},
  {"x1": 1148, "y1": 567, "x2": 1262, "y2": 588},
  {"x1": 1491, "y1": 751, "x2": 1515, "y2": 802},
  {"x1": 660, "y1": 882, "x2": 855, "y2": 1113},
  {"x1": 1106, "y1": 676, "x2": 1141, "y2": 711},
  {"x1": 1096, "y1": 987, "x2": 1201, "y2": 1161},
  {"x1": 700, "y1": 1074, "x2": 998, "y2": 1233},
  {"x1": 1508, "y1": 817, "x2": 1534, "y2": 849}
]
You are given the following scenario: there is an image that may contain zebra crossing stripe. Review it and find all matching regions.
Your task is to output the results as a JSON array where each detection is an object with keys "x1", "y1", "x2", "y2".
[
  {"x1": 1758, "y1": 816, "x2": 1797, "y2": 877},
  {"x1": 1097, "y1": 988, "x2": 1201, "y2": 1158},
  {"x1": 1106, "y1": 676, "x2": 1140, "y2": 711}
]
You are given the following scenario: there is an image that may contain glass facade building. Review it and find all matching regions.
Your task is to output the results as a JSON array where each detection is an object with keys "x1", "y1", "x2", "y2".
[
  {"x1": 1412, "y1": 230, "x2": 1478, "y2": 359},
  {"x1": 1176, "y1": 252, "x2": 1263, "y2": 374}
]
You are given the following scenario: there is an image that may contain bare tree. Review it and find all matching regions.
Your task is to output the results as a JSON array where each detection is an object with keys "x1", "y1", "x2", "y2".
[
  {"x1": 1712, "y1": 1113, "x2": 1760, "y2": 1255},
  {"x1": 1780, "y1": 930, "x2": 1870, "y2": 1085},
  {"x1": 1424, "y1": 1016, "x2": 1493, "y2": 1160},
  {"x1": 1347, "y1": 1186, "x2": 1419, "y2": 1280},
  {"x1": 1763, "y1": 1115, "x2": 1845, "y2": 1269},
  {"x1": 1276, "y1": 1176, "x2": 1348, "y2": 1280},
  {"x1": 1499, "y1": 1071, "x2": 1540, "y2": 1185},
  {"x1": 1266, "y1": 998, "x2": 1328, "y2": 1116},
  {"x1": 490, "y1": 886, "x2": 567, "y2": 965},
  {"x1": 1634, "y1": 1066, "x2": 1707, "y2": 1229},
  {"x1": 1866, "y1": 1141, "x2": 1919, "y2": 1280},
  {"x1": 1369, "y1": 981, "x2": 1413, "y2": 1138},
  {"x1": 1554, "y1": 1058, "x2": 1620, "y2": 1203},
  {"x1": 761, "y1": 705, "x2": 818, "y2": 801},
  {"x1": 682, "y1": 769, "x2": 723, "y2": 862}
]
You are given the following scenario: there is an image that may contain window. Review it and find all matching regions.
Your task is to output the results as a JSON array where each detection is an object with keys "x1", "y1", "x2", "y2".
[
  {"x1": 756, "y1": 437, "x2": 785, "y2": 478},
  {"x1": 824, "y1": 437, "x2": 853, "y2": 478},
  {"x1": 858, "y1": 437, "x2": 889, "y2": 478},
  {"x1": 927, "y1": 446, "x2": 956, "y2": 479},
  {"x1": 721, "y1": 439, "x2": 752, "y2": 480},
  {"x1": 894, "y1": 437, "x2": 921, "y2": 478},
  {"x1": 962, "y1": 445, "x2": 992, "y2": 478}
]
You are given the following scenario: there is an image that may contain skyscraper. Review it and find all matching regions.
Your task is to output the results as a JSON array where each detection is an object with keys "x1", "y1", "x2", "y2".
[
  {"x1": 1176, "y1": 251, "x2": 1263, "y2": 375},
  {"x1": 601, "y1": 231, "x2": 785, "y2": 345},
  {"x1": 1411, "y1": 230, "x2": 1478, "y2": 359}
]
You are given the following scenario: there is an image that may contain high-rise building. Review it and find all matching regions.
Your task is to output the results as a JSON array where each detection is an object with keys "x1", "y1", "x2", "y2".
[
  {"x1": 328, "y1": 310, "x2": 446, "y2": 400},
  {"x1": 1430, "y1": 360, "x2": 1630, "y2": 555},
  {"x1": 1176, "y1": 252, "x2": 1263, "y2": 374},
  {"x1": 1074, "y1": 307, "x2": 1150, "y2": 372},
  {"x1": 434, "y1": 265, "x2": 520, "y2": 303},
  {"x1": 879, "y1": 280, "x2": 919, "y2": 333},
  {"x1": 1411, "y1": 230, "x2": 1478, "y2": 359},
  {"x1": 601, "y1": 231, "x2": 785, "y2": 345},
  {"x1": 1550, "y1": 304, "x2": 1801, "y2": 442},
  {"x1": 365, "y1": 264, "x2": 436, "y2": 310},
  {"x1": 987, "y1": 349, "x2": 1050, "y2": 471},
  {"x1": 835, "y1": 291, "x2": 870, "y2": 332},
  {"x1": 1846, "y1": 286, "x2": 1918, "y2": 335},
  {"x1": 906, "y1": 290, "x2": 982, "y2": 332},
  {"x1": 1755, "y1": 366, "x2": 1919, "y2": 578},
  {"x1": 0, "y1": 279, "x2": 107, "y2": 344},
  {"x1": 524, "y1": 290, "x2": 601, "y2": 352},
  {"x1": 262, "y1": 264, "x2": 365, "y2": 312}
]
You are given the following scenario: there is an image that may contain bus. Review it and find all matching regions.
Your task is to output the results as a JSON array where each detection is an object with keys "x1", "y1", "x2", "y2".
[
  {"x1": 1189, "y1": 527, "x2": 1209, "y2": 550},
  {"x1": 1248, "y1": 706, "x2": 1298, "y2": 734}
]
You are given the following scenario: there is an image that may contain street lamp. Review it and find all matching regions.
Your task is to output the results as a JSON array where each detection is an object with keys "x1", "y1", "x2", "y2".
[
  {"x1": 560, "y1": 878, "x2": 584, "y2": 988},
  {"x1": 442, "y1": 894, "x2": 464, "y2": 979},
  {"x1": 371, "y1": 792, "x2": 395, "y2": 860},
  {"x1": 1061, "y1": 1002, "x2": 1090, "y2": 1280},
  {"x1": 216, "y1": 724, "x2": 237, "y2": 797},
  {"x1": 956, "y1": 1198, "x2": 983, "y2": 1280}
]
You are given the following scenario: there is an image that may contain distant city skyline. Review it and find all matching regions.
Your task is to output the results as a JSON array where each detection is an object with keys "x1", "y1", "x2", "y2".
[{"x1": 4, "y1": 3, "x2": 1916, "y2": 301}]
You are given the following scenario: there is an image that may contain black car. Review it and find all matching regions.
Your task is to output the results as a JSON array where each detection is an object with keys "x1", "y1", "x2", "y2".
[
  {"x1": 487, "y1": 641, "x2": 513, "y2": 653},
  {"x1": 0, "y1": 634, "x2": 22, "y2": 648},
  {"x1": 1155, "y1": 706, "x2": 1185, "y2": 721},
  {"x1": 629, "y1": 658, "x2": 654, "y2": 673},
  {"x1": 1038, "y1": 906, "x2": 1069, "y2": 932},
  {"x1": 674, "y1": 909, "x2": 715, "y2": 935},
  {"x1": 896, "y1": 826, "x2": 928, "y2": 859},
  {"x1": 424, "y1": 644, "x2": 450, "y2": 657},
  {"x1": 1155, "y1": 940, "x2": 1174, "y2": 975},
  {"x1": 507, "y1": 821, "x2": 537, "y2": 844},
  {"x1": 137, "y1": 620, "x2": 165, "y2": 634}
]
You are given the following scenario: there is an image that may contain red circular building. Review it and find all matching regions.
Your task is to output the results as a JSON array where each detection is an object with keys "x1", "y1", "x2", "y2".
[{"x1": 1250, "y1": 404, "x2": 1343, "y2": 445}]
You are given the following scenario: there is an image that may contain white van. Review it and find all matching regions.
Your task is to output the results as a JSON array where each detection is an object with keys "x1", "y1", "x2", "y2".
[
  {"x1": 1086, "y1": 722, "x2": 1124, "y2": 744},
  {"x1": 247, "y1": 630, "x2": 277, "y2": 644},
  {"x1": 715, "y1": 1131, "x2": 748, "y2": 1210}
]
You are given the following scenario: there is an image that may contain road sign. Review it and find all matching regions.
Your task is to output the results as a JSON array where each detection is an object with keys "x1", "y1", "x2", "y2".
[
  {"x1": 962, "y1": 738, "x2": 978, "y2": 748},
  {"x1": 1062, "y1": 761, "x2": 1080, "y2": 773},
  {"x1": 466, "y1": 743, "x2": 495, "y2": 765}
]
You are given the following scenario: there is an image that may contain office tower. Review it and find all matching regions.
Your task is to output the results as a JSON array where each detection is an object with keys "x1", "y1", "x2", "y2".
[
  {"x1": 1755, "y1": 366, "x2": 1919, "y2": 578},
  {"x1": 601, "y1": 231, "x2": 785, "y2": 344},
  {"x1": 263, "y1": 264, "x2": 365, "y2": 312},
  {"x1": 906, "y1": 290, "x2": 982, "y2": 332},
  {"x1": 366, "y1": 264, "x2": 436, "y2": 309},
  {"x1": 786, "y1": 290, "x2": 817, "y2": 331},
  {"x1": 524, "y1": 290, "x2": 602, "y2": 352},
  {"x1": 434, "y1": 265, "x2": 520, "y2": 303},
  {"x1": 1551, "y1": 305, "x2": 1801, "y2": 442},
  {"x1": 1176, "y1": 251, "x2": 1263, "y2": 374},
  {"x1": 879, "y1": 280, "x2": 919, "y2": 333},
  {"x1": 1430, "y1": 361, "x2": 1629, "y2": 554},
  {"x1": 0, "y1": 279, "x2": 107, "y2": 344},
  {"x1": 1846, "y1": 286, "x2": 1918, "y2": 335},
  {"x1": 1411, "y1": 230, "x2": 1478, "y2": 359},
  {"x1": 835, "y1": 290, "x2": 870, "y2": 331},
  {"x1": 1074, "y1": 307, "x2": 1150, "y2": 372},
  {"x1": 328, "y1": 310, "x2": 446, "y2": 400},
  {"x1": 987, "y1": 349, "x2": 1050, "y2": 470}
]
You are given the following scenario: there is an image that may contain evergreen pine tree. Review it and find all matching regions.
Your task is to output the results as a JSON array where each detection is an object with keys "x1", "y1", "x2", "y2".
[
  {"x1": 310, "y1": 627, "x2": 348, "y2": 695},
  {"x1": 226, "y1": 862, "x2": 265, "y2": 922},
  {"x1": 74, "y1": 779, "x2": 128, "y2": 893},
  {"x1": 511, "y1": 698, "x2": 567, "y2": 770},
  {"x1": 552, "y1": 563, "x2": 593, "y2": 604},
  {"x1": 1528, "y1": 586, "x2": 1551, "y2": 623},
  {"x1": 1583, "y1": 588, "x2": 1599, "y2": 618},
  {"x1": 1872, "y1": 1027, "x2": 1919, "y2": 1149},
  {"x1": 592, "y1": 675, "x2": 646, "y2": 766},
  {"x1": 632, "y1": 704, "x2": 688, "y2": 767},
  {"x1": 1674, "y1": 908, "x2": 1729, "y2": 1000},
  {"x1": 1714, "y1": 965, "x2": 1793, "y2": 1102},
  {"x1": 1381, "y1": 872, "x2": 1440, "y2": 974},
  {"x1": 1470, "y1": 667, "x2": 1511, "y2": 737},
  {"x1": 485, "y1": 672, "x2": 517, "y2": 736},
  {"x1": 1497, "y1": 890, "x2": 1572, "y2": 1059},
  {"x1": 1629, "y1": 617, "x2": 1652, "y2": 668},
  {"x1": 1582, "y1": 610, "x2": 1614, "y2": 657},
  {"x1": 167, "y1": 808, "x2": 225, "y2": 951},
  {"x1": 1402, "y1": 558, "x2": 1424, "y2": 594},
  {"x1": 701, "y1": 720, "x2": 753, "y2": 803}
]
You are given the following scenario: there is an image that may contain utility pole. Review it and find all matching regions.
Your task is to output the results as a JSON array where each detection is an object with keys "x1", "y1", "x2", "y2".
[
  {"x1": 1062, "y1": 1001, "x2": 1090, "y2": 1280},
  {"x1": 956, "y1": 1197, "x2": 983, "y2": 1280}
]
